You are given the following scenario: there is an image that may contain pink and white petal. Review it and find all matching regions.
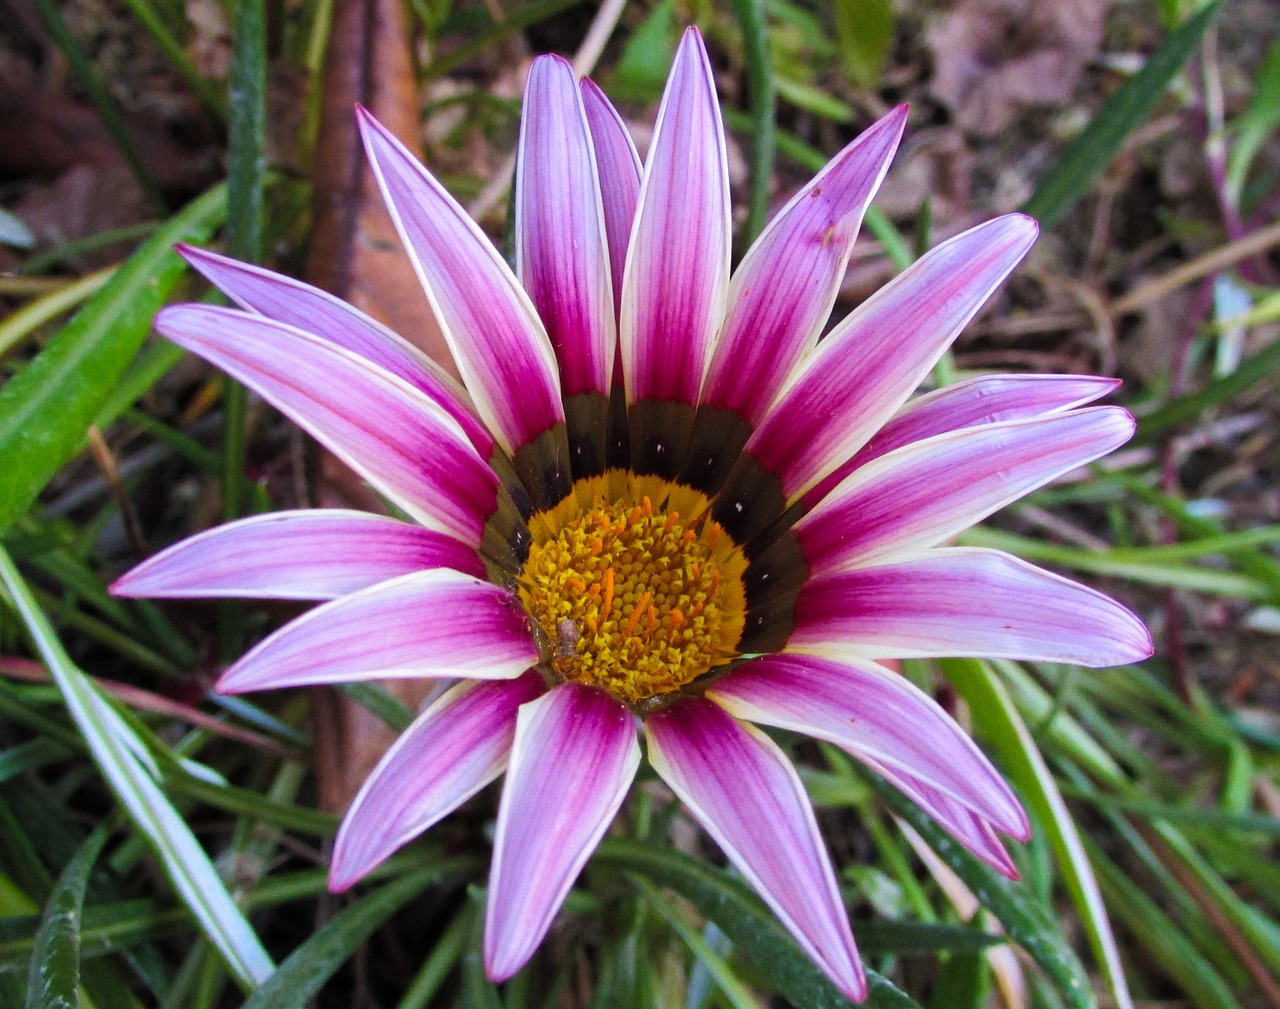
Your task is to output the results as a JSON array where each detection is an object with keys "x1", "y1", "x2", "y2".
[
  {"x1": 329, "y1": 672, "x2": 545, "y2": 891},
  {"x1": 216, "y1": 570, "x2": 537, "y2": 694},
  {"x1": 155, "y1": 305, "x2": 500, "y2": 543},
  {"x1": 706, "y1": 654, "x2": 1027, "y2": 838},
  {"x1": 110, "y1": 510, "x2": 484, "y2": 601},
  {"x1": 788, "y1": 548, "x2": 1154, "y2": 668},
  {"x1": 647, "y1": 697, "x2": 865, "y2": 1002},
  {"x1": 803, "y1": 373, "x2": 1121, "y2": 509},
  {"x1": 176, "y1": 245, "x2": 493, "y2": 457},
  {"x1": 869, "y1": 760, "x2": 1021, "y2": 878},
  {"x1": 516, "y1": 57, "x2": 615, "y2": 396},
  {"x1": 796, "y1": 408, "x2": 1136, "y2": 574},
  {"x1": 485, "y1": 684, "x2": 639, "y2": 980},
  {"x1": 619, "y1": 28, "x2": 730, "y2": 406},
  {"x1": 580, "y1": 78, "x2": 641, "y2": 318},
  {"x1": 357, "y1": 107, "x2": 565, "y2": 454},
  {"x1": 742, "y1": 215, "x2": 1038, "y2": 502},
  {"x1": 701, "y1": 106, "x2": 908, "y2": 424}
]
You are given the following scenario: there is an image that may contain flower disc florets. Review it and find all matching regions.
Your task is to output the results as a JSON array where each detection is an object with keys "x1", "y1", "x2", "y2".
[{"x1": 519, "y1": 474, "x2": 747, "y2": 708}]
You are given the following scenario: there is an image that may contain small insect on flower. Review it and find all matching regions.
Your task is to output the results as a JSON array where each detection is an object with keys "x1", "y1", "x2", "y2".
[{"x1": 112, "y1": 26, "x2": 1151, "y2": 1000}]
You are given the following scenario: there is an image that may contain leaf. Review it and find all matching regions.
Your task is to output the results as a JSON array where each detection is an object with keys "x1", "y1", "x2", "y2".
[
  {"x1": 1089, "y1": 841, "x2": 1245, "y2": 1009},
  {"x1": 1023, "y1": 0, "x2": 1222, "y2": 226},
  {"x1": 596, "y1": 838, "x2": 922, "y2": 1009},
  {"x1": 1225, "y1": 41, "x2": 1280, "y2": 201},
  {"x1": 0, "y1": 184, "x2": 227, "y2": 534},
  {"x1": 833, "y1": 0, "x2": 894, "y2": 90},
  {"x1": 0, "y1": 548, "x2": 274, "y2": 988},
  {"x1": 865, "y1": 773, "x2": 1096, "y2": 1009},
  {"x1": 610, "y1": 0, "x2": 676, "y2": 100},
  {"x1": 239, "y1": 870, "x2": 438, "y2": 1009},
  {"x1": 940, "y1": 659, "x2": 1132, "y2": 1009},
  {"x1": 24, "y1": 827, "x2": 108, "y2": 1009}
]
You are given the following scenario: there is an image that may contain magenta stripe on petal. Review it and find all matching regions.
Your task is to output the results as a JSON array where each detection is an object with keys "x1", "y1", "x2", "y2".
[
  {"x1": 789, "y1": 548, "x2": 1154, "y2": 668},
  {"x1": 357, "y1": 107, "x2": 566, "y2": 455},
  {"x1": 156, "y1": 305, "x2": 500, "y2": 543},
  {"x1": 110, "y1": 510, "x2": 484, "y2": 601},
  {"x1": 176, "y1": 245, "x2": 494, "y2": 457},
  {"x1": 215, "y1": 570, "x2": 537, "y2": 693},
  {"x1": 869, "y1": 759, "x2": 1020, "y2": 877},
  {"x1": 516, "y1": 57, "x2": 614, "y2": 396},
  {"x1": 803, "y1": 373, "x2": 1121, "y2": 509},
  {"x1": 647, "y1": 697, "x2": 865, "y2": 1002},
  {"x1": 329, "y1": 672, "x2": 545, "y2": 891},
  {"x1": 796, "y1": 408, "x2": 1136, "y2": 574},
  {"x1": 701, "y1": 106, "x2": 907, "y2": 424},
  {"x1": 619, "y1": 28, "x2": 730, "y2": 406},
  {"x1": 707, "y1": 654, "x2": 1027, "y2": 838},
  {"x1": 485, "y1": 684, "x2": 639, "y2": 981},
  {"x1": 580, "y1": 77, "x2": 641, "y2": 321},
  {"x1": 744, "y1": 215, "x2": 1038, "y2": 501}
]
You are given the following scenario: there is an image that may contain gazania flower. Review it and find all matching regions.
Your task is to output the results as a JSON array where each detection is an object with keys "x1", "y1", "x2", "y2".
[{"x1": 112, "y1": 27, "x2": 1151, "y2": 1000}]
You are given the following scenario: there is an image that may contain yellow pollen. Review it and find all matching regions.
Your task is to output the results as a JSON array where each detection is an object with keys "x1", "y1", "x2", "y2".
[{"x1": 518, "y1": 473, "x2": 747, "y2": 707}]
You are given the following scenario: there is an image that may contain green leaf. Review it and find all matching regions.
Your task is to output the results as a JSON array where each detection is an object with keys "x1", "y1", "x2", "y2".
[
  {"x1": 833, "y1": 0, "x2": 894, "y2": 90},
  {"x1": 596, "y1": 838, "x2": 922, "y2": 1009},
  {"x1": 611, "y1": 0, "x2": 676, "y2": 100},
  {"x1": 25, "y1": 827, "x2": 109, "y2": 1009},
  {"x1": 1089, "y1": 841, "x2": 1245, "y2": 1009},
  {"x1": 729, "y1": 0, "x2": 776, "y2": 243},
  {"x1": 0, "y1": 185, "x2": 227, "y2": 534},
  {"x1": 239, "y1": 870, "x2": 438, "y2": 1009},
  {"x1": 1225, "y1": 41, "x2": 1280, "y2": 202},
  {"x1": 0, "y1": 548, "x2": 274, "y2": 988},
  {"x1": 1023, "y1": 0, "x2": 1222, "y2": 226},
  {"x1": 866, "y1": 774, "x2": 1096, "y2": 1009},
  {"x1": 940, "y1": 659, "x2": 1132, "y2": 1009}
]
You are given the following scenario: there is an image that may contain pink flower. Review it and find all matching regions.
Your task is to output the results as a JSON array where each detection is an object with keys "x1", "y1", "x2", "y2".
[{"x1": 112, "y1": 28, "x2": 1151, "y2": 1000}]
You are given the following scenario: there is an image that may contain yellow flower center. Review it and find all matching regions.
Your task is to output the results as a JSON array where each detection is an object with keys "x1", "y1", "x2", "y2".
[{"x1": 518, "y1": 472, "x2": 747, "y2": 709}]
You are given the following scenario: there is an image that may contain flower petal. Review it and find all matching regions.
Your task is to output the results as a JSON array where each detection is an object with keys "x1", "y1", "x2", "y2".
[
  {"x1": 728, "y1": 215, "x2": 1038, "y2": 522},
  {"x1": 216, "y1": 570, "x2": 537, "y2": 693},
  {"x1": 707, "y1": 654, "x2": 1027, "y2": 838},
  {"x1": 647, "y1": 697, "x2": 864, "y2": 1002},
  {"x1": 620, "y1": 27, "x2": 730, "y2": 409},
  {"x1": 357, "y1": 107, "x2": 567, "y2": 465},
  {"x1": 110, "y1": 510, "x2": 484, "y2": 600},
  {"x1": 788, "y1": 547, "x2": 1153, "y2": 667},
  {"x1": 155, "y1": 305, "x2": 504, "y2": 544},
  {"x1": 516, "y1": 56, "x2": 614, "y2": 398},
  {"x1": 700, "y1": 105, "x2": 908, "y2": 424},
  {"x1": 803, "y1": 373, "x2": 1122, "y2": 509},
  {"x1": 485, "y1": 683, "x2": 639, "y2": 980},
  {"x1": 870, "y1": 760, "x2": 1020, "y2": 877},
  {"x1": 176, "y1": 244, "x2": 493, "y2": 457},
  {"x1": 580, "y1": 77, "x2": 641, "y2": 319},
  {"x1": 329, "y1": 672, "x2": 545, "y2": 891},
  {"x1": 794, "y1": 408, "x2": 1135, "y2": 574}
]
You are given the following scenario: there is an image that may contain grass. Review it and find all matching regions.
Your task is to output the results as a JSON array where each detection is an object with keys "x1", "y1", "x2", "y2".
[{"x1": 1, "y1": 1, "x2": 1278, "y2": 1006}]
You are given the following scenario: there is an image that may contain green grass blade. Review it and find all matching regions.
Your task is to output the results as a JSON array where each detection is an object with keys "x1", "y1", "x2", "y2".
[
  {"x1": 866, "y1": 773, "x2": 1096, "y2": 1009},
  {"x1": 25, "y1": 827, "x2": 109, "y2": 1009},
  {"x1": 1023, "y1": 0, "x2": 1222, "y2": 226},
  {"x1": 0, "y1": 186, "x2": 227, "y2": 534},
  {"x1": 632, "y1": 874, "x2": 759, "y2": 1009},
  {"x1": 1089, "y1": 840, "x2": 1245, "y2": 1009},
  {"x1": 729, "y1": 0, "x2": 776, "y2": 244},
  {"x1": 941, "y1": 659, "x2": 1133, "y2": 1009},
  {"x1": 0, "y1": 548, "x2": 274, "y2": 988},
  {"x1": 596, "y1": 838, "x2": 922, "y2": 1009},
  {"x1": 1135, "y1": 336, "x2": 1280, "y2": 439},
  {"x1": 239, "y1": 870, "x2": 439, "y2": 1009}
]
